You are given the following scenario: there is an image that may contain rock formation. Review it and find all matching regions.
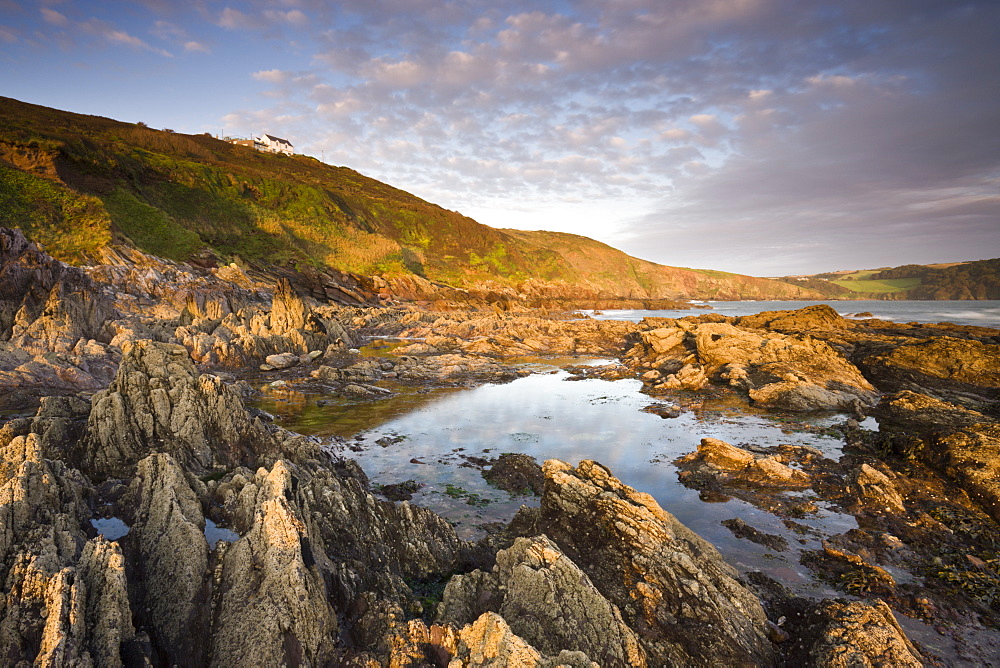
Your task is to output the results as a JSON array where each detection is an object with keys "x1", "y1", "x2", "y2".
[
  {"x1": 86, "y1": 340, "x2": 274, "y2": 476},
  {"x1": 529, "y1": 459, "x2": 775, "y2": 666},
  {"x1": 873, "y1": 390, "x2": 1000, "y2": 523},
  {"x1": 628, "y1": 319, "x2": 878, "y2": 411}
]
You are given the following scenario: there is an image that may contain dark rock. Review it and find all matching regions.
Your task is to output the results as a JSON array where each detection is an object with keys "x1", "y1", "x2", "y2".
[
  {"x1": 641, "y1": 402, "x2": 682, "y2": 418},
  {"x1": 721, "y1": 517, "x2": 789, "y2": 551},
  {"x1": 858, "y1": 336, "x2": 1000, "y2": 405},
  {"x1": 482, "y1": 453, "x2": 545, "y2": 496},
  {"x1": 378, "y1": 480, "x2": 423, "y2": 502}
]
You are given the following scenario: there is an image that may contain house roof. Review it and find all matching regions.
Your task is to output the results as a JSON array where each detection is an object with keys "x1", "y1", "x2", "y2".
[{"x1": 262, "y1": 134, "x2": 292, "y2": 145}]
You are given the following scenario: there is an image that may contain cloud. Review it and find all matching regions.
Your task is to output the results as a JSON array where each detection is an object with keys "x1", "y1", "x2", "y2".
[
  {"x1": 217, "y1": 7, "x2": 263, "y2": 31},
  {"x1": 82, "y1": 19, "x2": 174, "y2": 57},
  {"x1": 0, "y1": 25, "x2": 17, "y2": 43},
  {"x1": 183, "y1": 40, "x2": 209, "y2": 53},
  {"x1": 203, "y1": 0, "x2": 1000, "y2": 273},
  {"x1": 40, "y1": 8, "x2": 68, "y2": 27},
  {"x1": 263, "y1": 9, "x2": 309, "y2": 27},
  {"x1": 253, "y1": 68, "x2": 290, "y2": 84}
]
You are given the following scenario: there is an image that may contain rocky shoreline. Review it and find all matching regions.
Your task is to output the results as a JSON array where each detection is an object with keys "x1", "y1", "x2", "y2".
[{"x1": 2, "y1": 227, "x2": 999, "y2": 665}]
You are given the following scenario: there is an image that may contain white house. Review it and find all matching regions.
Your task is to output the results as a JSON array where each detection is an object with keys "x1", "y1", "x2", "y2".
[{"x1": 254, "y1": 134, "x2": 294, "y2": 155}]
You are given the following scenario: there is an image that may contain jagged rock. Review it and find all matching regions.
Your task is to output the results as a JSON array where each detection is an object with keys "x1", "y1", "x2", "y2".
[
  {"x1": 126, "y1": 454, "x2": 209, "y2": 665},
  {"x1": 0, "y1": 428, "x2": 110, "y2": 666},
  {"x1": 0, "y1": 432, "x2": 90, "y2": 563},
  {"x1": 1, "y1": 227, "x2": 118, "y2": 354},
  {"x1": 789, "y1": 599, "x2": 923, "y2": 666},
  {"x1": 634, "y1": 319, "x2": 877, "y2": 411},
  {"x1": 76, "y1": 537, "x2": 137, "y2": 667},
  {"x1": 86, "y1": 340, "x2": 275, "y2": 476},
  {"x1": 390, "y1": 612, "x2": 597, "y2": 667},
  {"x1": 851, "y1": 464, "x2": 906, "y2": 513},
  {"x1": 439, "y1": 535, "x2": 645, "y2": 666},
  {"x1": 210, "y1": 461, "x2": 338, "y2": 666},
  {"x1": 170, "y1": 277, "x2": 356, "y2": 368},
  {"x1": 34, "y1": 568, "x2": 91, "y2": 668},
  {"x1": 532, "y1": 459, "x2": 775, "y2": 666},
  {"x1": 676, "y1": 437, "x2": 811, "y2": 489},
  {"x1": 858, "y1": 336, "x2": 1000, "y2": 405}
]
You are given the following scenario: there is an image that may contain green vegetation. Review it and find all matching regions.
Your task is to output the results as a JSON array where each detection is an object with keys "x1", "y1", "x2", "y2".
[
  {"x1": 443, "y1": 484, "x2": 490, "y2": 507},
  {"x1": 102, "y1": 188, "x2": 203, "y2": 260},
  {"x1": 777, "y1": 258, "x2": 1000, "y2": 300},
  {"x1": 13, "y1": 96, "x2": 988, "y2": 301},
  {"x1": 0, "y1": 164, "x2": 111, "y2": 261},
  {"x1": 829, "y1": 277, "x2": 921, "y2": 294}
]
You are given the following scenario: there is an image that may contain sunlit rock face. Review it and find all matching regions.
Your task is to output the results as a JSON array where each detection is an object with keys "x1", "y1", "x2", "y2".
[
  {"x1": 629, "y1": 318, "x2": 878, "y2": 412},
  {"x1": 532, "y1": 459, "x2": 776, "y2": 667}
]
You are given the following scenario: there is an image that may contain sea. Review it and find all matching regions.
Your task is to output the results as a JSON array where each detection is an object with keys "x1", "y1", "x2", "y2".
[{"x1": 585, "y1": 299, "x2": 1000, "y2": 329}]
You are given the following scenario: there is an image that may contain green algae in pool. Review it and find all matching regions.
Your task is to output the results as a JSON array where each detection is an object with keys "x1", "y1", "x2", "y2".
[{"x1": 254, "y1": 380, "x2": 466, "y2": 439}]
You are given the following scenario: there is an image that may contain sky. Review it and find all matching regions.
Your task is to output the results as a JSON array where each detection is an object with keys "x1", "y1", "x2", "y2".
[{"x1": 1, "y1": 0, "x2": 998, "y2": 276}]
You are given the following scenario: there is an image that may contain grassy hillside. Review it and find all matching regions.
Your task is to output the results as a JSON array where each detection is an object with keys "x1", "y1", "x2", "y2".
[
  {"x1": 507, "y1": 230, "x2": 823, "y2": 300},
  {"x1": 775, "y1": 260, "x2": 1000, "y2": 300},
  {"x1": 0, "y1": 96, "x2": 823, "y2": 300}
]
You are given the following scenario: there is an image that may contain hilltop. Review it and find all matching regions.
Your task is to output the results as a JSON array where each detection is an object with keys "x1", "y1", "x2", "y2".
[
  {"x1": 774, "y1": 259, "x2": 1000, "y2": 300},
  {"x1": 0, "y1": 96, "x2": 821, "y2": 304}
]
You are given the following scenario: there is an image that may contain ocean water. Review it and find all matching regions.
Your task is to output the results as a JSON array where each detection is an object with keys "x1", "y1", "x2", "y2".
[{"x1": 585, "y1": 300, "x2": 1000, "y2": 329}]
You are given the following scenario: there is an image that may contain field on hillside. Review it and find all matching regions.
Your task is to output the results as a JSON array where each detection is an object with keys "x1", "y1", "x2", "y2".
[{"x1": 830, "y1": 277, "x2": 922, "y2": 294}]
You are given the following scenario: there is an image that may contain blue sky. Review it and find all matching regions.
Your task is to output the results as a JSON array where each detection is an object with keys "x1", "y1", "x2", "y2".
[{"x1": 2, "y1": 0, "x2": 998, "y2": 275}]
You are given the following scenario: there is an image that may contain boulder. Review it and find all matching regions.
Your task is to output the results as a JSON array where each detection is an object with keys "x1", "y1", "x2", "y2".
[
  {"x1": 264, "y1": 352, "x2": 299, "y2": 369},
  {"x1": 858, "y1": 336, "x2": 1000, "y2": 405},
  {"x1": 851, "y1": 464, "x2": 906, "y2": 514},
  {"x1": 438, "y1": 536, "x2": 645, "y2": 666},
  {"x1": 632, "y1": 318, "x2": 877, "y2": 411},
  {"x1": 677, "y1": 438, "x2": 811, "y2": 489},
  {"x1": 788, "y1": 599, "x2": 923, "y2": 666},
  {"x1": 532, "y1": 459, "x2": 775, "y2": 666},
  {"x1": 735, "y1": 304, "x2": 851, "y2": 333},
  {"x1": 482, "y1": 453, "x2": 545, "y2": 495}
]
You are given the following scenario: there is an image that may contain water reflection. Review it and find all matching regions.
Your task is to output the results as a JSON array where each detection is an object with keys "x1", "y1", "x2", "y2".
[{"x1": 259, "y1": 364, "x2": 857, "y2": 595}]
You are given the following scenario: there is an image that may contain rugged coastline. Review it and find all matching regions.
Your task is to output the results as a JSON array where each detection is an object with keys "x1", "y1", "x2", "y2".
[{"x1": 2, "y1": 227, "x2": 999, "y2": 665}]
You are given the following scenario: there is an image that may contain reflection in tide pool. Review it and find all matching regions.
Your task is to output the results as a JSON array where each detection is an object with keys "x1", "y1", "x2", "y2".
[
  {"x1": 259, "y1": 365, "x2": 859, "y2": 595},
  {"x1": 91, "y1": 517, "x2": 130, "y2": 541}
]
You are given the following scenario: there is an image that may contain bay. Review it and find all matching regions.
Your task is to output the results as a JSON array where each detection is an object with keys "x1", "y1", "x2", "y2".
[{"x1": 586, "y1": 299, "x2": 1000, "y2": 328}]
